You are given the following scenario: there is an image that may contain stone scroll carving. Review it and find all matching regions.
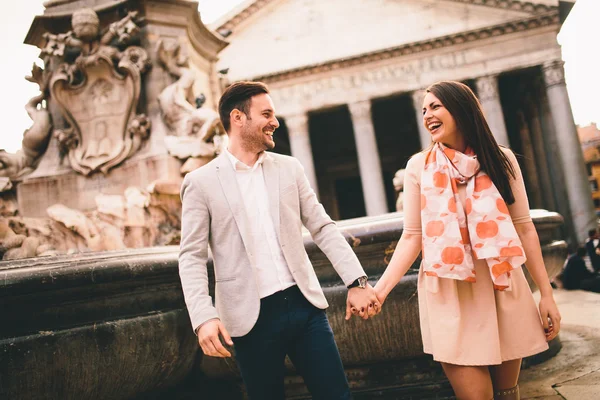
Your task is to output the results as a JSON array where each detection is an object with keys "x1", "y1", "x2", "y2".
[
  {"x1": 156, "y1": 40, "x2": 227, "y2": 174},
  {"x1": 0, "y1": 64, "x2": 52, "y2": 180},
  {"x1": 45, "y1": 8, "x2": 152, "y2": 175}
]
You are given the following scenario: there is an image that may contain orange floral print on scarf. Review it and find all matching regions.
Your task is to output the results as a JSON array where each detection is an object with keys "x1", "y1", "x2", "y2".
[{"x1": 420, "y1": 143, "x2": 526, "y2": 291}]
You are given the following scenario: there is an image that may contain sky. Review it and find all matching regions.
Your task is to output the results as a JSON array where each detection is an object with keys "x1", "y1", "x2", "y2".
[{"x1": 0, "y1": 0, "x2": 597, "y2": 153}]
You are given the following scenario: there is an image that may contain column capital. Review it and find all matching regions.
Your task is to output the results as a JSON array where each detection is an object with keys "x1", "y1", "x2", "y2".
[
  {"x1": 542, "y1": 60, "x2": 566, "y2": 88},
  {"x1": 281, "y1": 113, "x2": 309, "y2": 138},
  {"x1": 347, "y1": 100, "x2": 372, "y2": 120},
  {"x1": 475, "y1": 75, "x2": 500, "y2": 102},
  {"x1": 411, "y1": 89, "x2": 427, "y2": 107}
]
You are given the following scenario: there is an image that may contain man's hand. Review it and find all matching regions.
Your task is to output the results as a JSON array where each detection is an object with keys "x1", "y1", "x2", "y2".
[
  {"x1": 197, "y1": 319, "x2": 234, "y2": 357},
  {"x1": 345, "y1": 284, "x2": 381, "y2": 321}
]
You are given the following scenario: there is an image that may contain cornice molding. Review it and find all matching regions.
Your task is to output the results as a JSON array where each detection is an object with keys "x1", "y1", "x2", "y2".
[
  {"x1": 215, "y1": 0, "x2": 557, "y2": 33},
  {"x1": 215, "y1": 0, "x2": 279, "y2": 32},
  {"x1": 443, "y1": 0, "x2": 556, "y2": 14},
  {"x1": 253, "y1": 11, "x2": 559, "y2": 84}
]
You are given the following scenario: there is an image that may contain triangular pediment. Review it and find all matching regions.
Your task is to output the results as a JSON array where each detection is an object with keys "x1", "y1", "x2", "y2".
[{"x1": 216, "y1": 0, "x2": 555, "y2": 80}]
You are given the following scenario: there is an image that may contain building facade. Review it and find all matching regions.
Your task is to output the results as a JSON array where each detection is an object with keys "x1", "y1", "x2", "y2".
[
  {"x1": 579, "y1": 123, "x2": 600, "y2": 212},
  {"x1": 213, "y1": 0, "x2": 592, "y2": 244}
]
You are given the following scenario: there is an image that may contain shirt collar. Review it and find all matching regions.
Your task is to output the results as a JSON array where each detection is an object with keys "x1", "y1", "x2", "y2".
[{"x1": 225, "y1": 148, "x2": 266, "y2": 172}]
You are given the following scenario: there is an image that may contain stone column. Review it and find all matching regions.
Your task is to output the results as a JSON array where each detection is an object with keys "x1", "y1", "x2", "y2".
[
  {"x1": 516, "y1": 111, "x2": 544, "y2": 209},
  {"x1": 543, "y1": 60, "x2": 597, "y2": 243},
  {"x1": 475, "y1": 75, "x2": 511, "y2": 147},
  {"x1": 285, "y1": 113, "x2": 319, "y2": 195},
  {"x1": 526, "y1": 100, "x2": 557, "y2": 212},
  {"x1": 347, "y1": 100, "x2": 388, "y2": 216},
  {"x1": 411, "y1": 90, "x2": 432, "y2": 149}
]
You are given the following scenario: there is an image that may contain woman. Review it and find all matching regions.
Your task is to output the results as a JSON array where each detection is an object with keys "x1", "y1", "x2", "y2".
[{"x1": 374, "y1": 81, "x2": 561, "y2": 400}]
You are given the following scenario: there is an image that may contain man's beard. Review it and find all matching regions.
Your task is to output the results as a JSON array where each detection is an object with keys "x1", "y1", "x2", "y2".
[{"x1": 240, "y1": 123, "x2": 273, "y2": 152}]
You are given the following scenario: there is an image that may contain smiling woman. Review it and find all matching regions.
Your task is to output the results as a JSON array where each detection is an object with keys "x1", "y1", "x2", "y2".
[{"x1": 375, "y1": 80, "x2": 562, "y2": 399}]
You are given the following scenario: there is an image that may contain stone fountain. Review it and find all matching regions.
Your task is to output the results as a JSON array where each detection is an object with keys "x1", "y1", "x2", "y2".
[
  {"x1": 0, "y1": 0, "x2": 228, "y2": 259},
  {"x1": 0, "y1": 211, "x2": 566, "y2": 399}
]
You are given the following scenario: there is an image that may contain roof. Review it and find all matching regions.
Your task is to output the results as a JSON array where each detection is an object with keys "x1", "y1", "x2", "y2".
[{"x1": 213, "y1": 0, "x2": 559, "y2": 33}]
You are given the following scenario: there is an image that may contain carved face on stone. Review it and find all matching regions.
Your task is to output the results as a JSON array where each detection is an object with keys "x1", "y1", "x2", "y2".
[
  {"x1": 238, "y1": 93, "x2": 279, "y2": 152},
  {"x1": 393, "y1": 169, "x2": 405, "y2": 192},
  {"x1": 422, "y1": 92, "x2": 460, "y2": 149},
  {"x1": 72, "y1": 9, "x2": 99, "y2": 42}
]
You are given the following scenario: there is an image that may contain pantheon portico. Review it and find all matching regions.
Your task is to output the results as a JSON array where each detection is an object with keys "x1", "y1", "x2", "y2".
[{"x1": 213, "y1": 0, "x2": 592, "y2": 244}]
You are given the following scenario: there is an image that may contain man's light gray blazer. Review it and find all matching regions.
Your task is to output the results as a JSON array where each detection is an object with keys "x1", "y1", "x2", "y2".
[{"x1": 179, "y1": 152, "x2": 366, "y2": 337}]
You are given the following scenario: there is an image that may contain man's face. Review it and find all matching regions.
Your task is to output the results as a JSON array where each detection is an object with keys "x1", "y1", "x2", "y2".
[{"x1": 239, "y1": 93, "x2": 279, "y2": 152}]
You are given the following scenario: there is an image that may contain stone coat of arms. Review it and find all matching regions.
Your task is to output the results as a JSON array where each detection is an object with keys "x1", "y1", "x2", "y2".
[{"x1": 46, "y1": 8, "x2": 151, "y2": 175}]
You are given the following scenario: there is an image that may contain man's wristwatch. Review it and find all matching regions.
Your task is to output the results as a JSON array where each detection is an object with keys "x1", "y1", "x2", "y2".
[{"x1": 347, "y1": 275, "x2": 368, "y2": 289}]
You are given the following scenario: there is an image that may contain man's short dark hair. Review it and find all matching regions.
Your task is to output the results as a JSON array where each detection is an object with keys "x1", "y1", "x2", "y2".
[
  {"x1": 589, "y1": 229, "x2": 598, "y2": 238},
  {"x1": 218, "y1": 81, "x2": 269, "y2": 132}
]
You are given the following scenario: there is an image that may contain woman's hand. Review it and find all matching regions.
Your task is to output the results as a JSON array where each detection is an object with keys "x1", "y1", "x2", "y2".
[
  {"x1": 539, "y1": 294, "x2": 561, "y2": 341},
  {"x1": 373, "y1": 283, "x2": 388, "y2": 308}
]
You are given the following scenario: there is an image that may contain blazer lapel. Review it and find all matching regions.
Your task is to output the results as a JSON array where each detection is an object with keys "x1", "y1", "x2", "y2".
[
  {"x1": 215, "y1": 154, "x2": 255, "y2": 266},
  {"x1": 262, "y1": 154, "x2": 281, "y2": 240}
]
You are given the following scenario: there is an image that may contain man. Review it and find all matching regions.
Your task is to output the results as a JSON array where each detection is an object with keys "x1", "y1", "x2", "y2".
[
  {"x1": 179, "y1": 81, "x2": 380, "y2": 399},
  {"x1": 562, "y1": 247, "x2": 600, "y2": 293},
  {"x1": 585, "y1": 228, "x2": 600, "y2": 273}
]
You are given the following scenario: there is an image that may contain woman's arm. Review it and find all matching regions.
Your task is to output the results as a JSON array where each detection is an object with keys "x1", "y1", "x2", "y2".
[
  {"x1": 374, "y1": 232, "x2": 421, "y2": 303},
  {"x1": 504, "y1": 145, "x2": 561, "y2": 340},
  {"x1": 515, "y1": 221, "x2": 561, "y2": 341},
  {"x1": 515, "y1": 222, "x2": 553, "y2": 297},
  {"x1": 375, "y1": 154, "x2": 424, "y2": 304}
]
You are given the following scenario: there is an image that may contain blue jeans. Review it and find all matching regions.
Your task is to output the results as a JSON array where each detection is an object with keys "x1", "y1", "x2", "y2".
[{"x1": 232, "y1": 285, "x2": 352, "y2": 400}]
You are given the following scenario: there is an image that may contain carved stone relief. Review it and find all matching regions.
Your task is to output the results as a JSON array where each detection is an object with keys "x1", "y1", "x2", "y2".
[
  {"x1": 542, "y1": 60, "x2": 566, "y2": 88},
  {"x1": 393, "y1": 169, "x2": 405, "y2": 212},
  {"x1": 156, "y1": 40, "x2": 227, "y2": 174},
  {"x1": 45, "y1": 8, "x2": 152, "y2": 175},
  {"x1": 0, "y1": 64, "x2": 52, "y2": 180}
]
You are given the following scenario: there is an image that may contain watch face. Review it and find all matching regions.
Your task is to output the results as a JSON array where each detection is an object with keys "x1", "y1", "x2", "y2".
[{"x1": 358, "y1": 276, "x2": 368, "y2": 288}]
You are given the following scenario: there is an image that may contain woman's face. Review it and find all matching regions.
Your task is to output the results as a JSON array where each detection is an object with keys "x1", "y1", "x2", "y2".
[{"x1": 422, "y1": 92, "x2": 460, "y2": 148}]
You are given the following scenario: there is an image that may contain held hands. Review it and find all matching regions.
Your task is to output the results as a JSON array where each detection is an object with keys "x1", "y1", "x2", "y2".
[
  {"x1": 539, "y1": 294, "x2": 561, "y2": 342},
  {"x1": 345, "y1": 283, "x2": 382, "y2": 320},
  {"x1": 373, "y1": 284, "x2": 387, "y2": 307},
  {"x1": 197, "y1": 319, "x2": 234, "y2": 358}
]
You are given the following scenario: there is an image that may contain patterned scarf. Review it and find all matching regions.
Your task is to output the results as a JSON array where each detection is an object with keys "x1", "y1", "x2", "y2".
[{"x1": 420, "y1": 143, "x2": 525, "y2": 291}]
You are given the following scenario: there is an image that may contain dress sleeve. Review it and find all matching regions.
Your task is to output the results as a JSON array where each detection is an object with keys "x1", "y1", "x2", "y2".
[
  {"x1": 504, "y1": 148, "x2": 532, "y2": 225},
  {"x1": 402, "y1": 154, "x2": 423, "y2": 235}
]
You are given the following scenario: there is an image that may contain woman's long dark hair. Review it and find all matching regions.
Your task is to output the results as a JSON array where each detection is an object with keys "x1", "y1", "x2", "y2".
[{"x1": 426, "y1": 81, "x2": 516, "y2": 204}]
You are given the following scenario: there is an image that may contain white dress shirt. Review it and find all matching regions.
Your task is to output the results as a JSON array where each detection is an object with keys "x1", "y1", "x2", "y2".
[{"x1": 225, "y1": 149, "x2": 296, "y2": 298}]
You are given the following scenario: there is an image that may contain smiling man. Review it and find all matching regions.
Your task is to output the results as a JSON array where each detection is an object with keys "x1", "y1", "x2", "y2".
[{"x1": 178, "y1": 81, "x2": 380, "y2": 399}]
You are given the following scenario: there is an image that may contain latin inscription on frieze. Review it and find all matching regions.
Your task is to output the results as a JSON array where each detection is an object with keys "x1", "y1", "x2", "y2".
[{"x1": 273, "y1": 51, "x2": 468, "y2": 103}]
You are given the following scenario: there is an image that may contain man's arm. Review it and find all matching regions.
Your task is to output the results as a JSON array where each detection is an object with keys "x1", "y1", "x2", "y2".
[
  {"x1": 179, "y1": 174, "x2": 233, "y2": 357},
  {"x1": 293, "y1": 159, "x2": 379, "y2": 319},
  {"x1": 179, "y1": 174, "x2": 219, "y2": 329},
  {"x1": 293, "y1": 159, "x2": 362, "y2": 283}
]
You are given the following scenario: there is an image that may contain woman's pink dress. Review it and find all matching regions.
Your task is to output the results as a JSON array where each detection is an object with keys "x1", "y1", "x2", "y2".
[{"x1": 403, "y1": 147, "x2": 549, "y2": 365}]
